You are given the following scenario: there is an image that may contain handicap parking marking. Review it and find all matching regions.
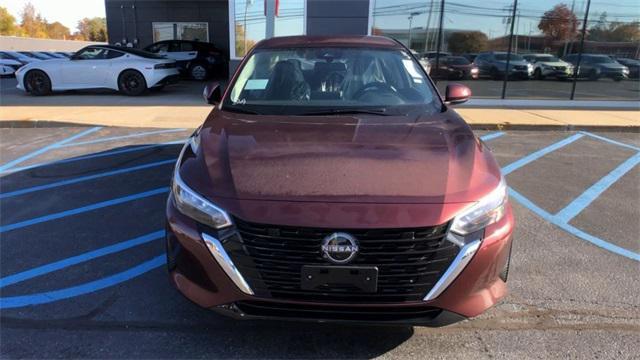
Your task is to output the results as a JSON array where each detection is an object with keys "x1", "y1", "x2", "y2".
[
  {"x1": 0, "y1": 187, "x2": 169, "y2": 234},
  {"x1": 0, "y1": 231, "x2": 164, "y2": 289},
  {"x1": 554, "y1": 152, "x2": 640, "y2": 223},
  {"x1": 0, "y1": 127, "x2": 102, "y2": 172},
  {"x1": 479, "y1": 131, "x2": 505, "y2": 142},
  {"x1": 502, "y1": 133, "x2": 584, "y2": 175},
  {"x1": 509, "y1": 189, "x2": 639, "y2": 261},
  {"x1": 58, "y1": 128, "x2": 189, "y2": 148},
  {"x1": 0, "y1": 159, "x2": 176, "y2": 200},
  {"x1": 0, "y1": 139, "x2": 185, "y2": 175},
  {"x1": 0, "y1": 255, "x2": 165, "y2": 309},
  {"x1": 580, "y1": 131, "x2": 640, "y2": 152}
]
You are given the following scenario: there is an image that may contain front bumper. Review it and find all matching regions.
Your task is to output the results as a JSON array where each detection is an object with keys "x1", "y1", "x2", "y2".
[{"x1": 166, "y1": 196, "x2": 515, "y2": 325}]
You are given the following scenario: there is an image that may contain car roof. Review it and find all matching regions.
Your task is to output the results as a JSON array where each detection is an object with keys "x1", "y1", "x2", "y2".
[{"x1": 254, "y1": 36, "x2": 403, "y2": 50}]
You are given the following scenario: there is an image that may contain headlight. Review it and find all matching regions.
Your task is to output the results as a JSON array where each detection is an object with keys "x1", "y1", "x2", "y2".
[
  {"x1": 450, "y1": 177, "x2": 508, "y2": 235},
  {"x1": 470, "y1": 68, "x2": 479, "y2": 74},
  {"x1": 527, "y1": 64, "x2": 534, "y2": 70},
  {"x1": 622, "y1": 67, "x2": 629, "y2": 74},
  {"x1": 171, "y1": 142, "x2": 232, "y2": 229}
]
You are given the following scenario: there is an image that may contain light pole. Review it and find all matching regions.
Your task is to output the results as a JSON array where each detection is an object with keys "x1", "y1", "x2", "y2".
[{"x1": 408, "y1": 12, "x2": 421, "y2": 49}]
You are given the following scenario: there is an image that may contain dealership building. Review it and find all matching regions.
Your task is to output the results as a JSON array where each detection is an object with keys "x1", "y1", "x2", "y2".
[{"x1": 104, "y1": 0, "x2": 640, "y2": 101}]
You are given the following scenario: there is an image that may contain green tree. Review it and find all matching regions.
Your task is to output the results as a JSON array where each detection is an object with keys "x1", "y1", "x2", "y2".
[
  {"x1": 20, "y1": 3, "x2": 48, "y2": 38},
  {"x1": 538, "y1": 4, "x2": 579, "y2": 41},
  {"x1": 76, "y1": 17, "x2": 107, "y2": 41},
  {"x1": 46, "y1": 21, "x2": 70, "y2": 40},
  {"x1": 0, "y1": 6, "x2": 20, "y2": 35},
  {"x1": 447, "y1": 31, "x2": 488, "y2": 54},
  {"x1": 235, "y1": 23, "x2": 256, "y2": 57}
]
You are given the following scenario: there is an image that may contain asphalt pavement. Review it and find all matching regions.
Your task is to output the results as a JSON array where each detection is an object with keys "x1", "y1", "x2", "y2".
[{"x1": 0, "y1": 127, "x2": 638, "y2": 359}]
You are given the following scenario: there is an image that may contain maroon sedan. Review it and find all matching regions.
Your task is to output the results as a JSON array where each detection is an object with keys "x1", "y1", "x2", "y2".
[
  {"x1": 432, "y1": 56, "x2": 479, "y2": 80},
  {"x1": 166, "y1": 36, "x2": 514, "y2": 326}
]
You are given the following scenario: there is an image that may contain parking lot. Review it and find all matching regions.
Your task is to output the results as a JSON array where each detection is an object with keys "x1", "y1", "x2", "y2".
[{"x1": 0, "y1": 125, "x2": 638, "y2": 359}]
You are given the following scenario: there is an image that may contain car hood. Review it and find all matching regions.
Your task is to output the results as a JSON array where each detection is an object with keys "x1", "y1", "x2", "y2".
[
  {"x1": 182, "y1": 108, "x2": 502, "y2": 206},
  {"x1": 538, "y1": 61, "x2": 570, "y2": 67},
  {"x1": 596, "y1": 62, "x2": 625, "y2": 69}
]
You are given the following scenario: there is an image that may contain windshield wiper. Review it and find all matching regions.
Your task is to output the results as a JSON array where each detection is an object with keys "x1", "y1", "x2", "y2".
[
  {"x1": 299, "y1": 108, "x2": 392, "y2": 116},
  {"x1": 223, "y1": 105, "x2": 260, "y2": 115}
]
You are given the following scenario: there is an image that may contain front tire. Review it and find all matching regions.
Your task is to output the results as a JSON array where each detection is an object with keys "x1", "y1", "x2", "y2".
[
  {"x1": 24, "y1": 70, "x2": 52, "y2": 96},
  {"x1": 118, "y1": 70, "x2": 147, "y2": 96},
  {"x1": 189, "y1": 63, "x2": 209, "y2": 81},
  {"x1": 534, "y1": 68, "x2": 545, "y2": 80}
]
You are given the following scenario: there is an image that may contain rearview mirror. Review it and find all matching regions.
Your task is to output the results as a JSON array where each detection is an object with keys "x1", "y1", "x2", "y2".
[
  {"x1": 444, "y1": 83, "x2": 471, "y2": 105},
  {"x1": 203, "y1": 82, "x2": 222, "y2": 105}
]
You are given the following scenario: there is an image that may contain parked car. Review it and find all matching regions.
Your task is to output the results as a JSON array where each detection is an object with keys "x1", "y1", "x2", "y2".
[
  {"x1": 422, "y1": 51, "x2": 451, "y2": 60},
  {"x1": 56, "y1": 51, "x2": 74, "y2": 58},
  {"x1": 411, "y1": 49, "x2": 431, "y2": 74},
  {"x1": 41, "y1": 51, "x2": 68, "y2": 59},
  {"x1": 431, "y1": 56, "x2": 479, "y2": 80},
  {"x1": 18, "y1": 51, "x2": 56, "y2": 60},
  {"x1": 0, "y1": 51, "x2": 39, "y2": 65},
  {"x1": 461, "y1": 53, "x2": 477, "y2": 62},
  {"x1": 0, "y1": 53, "x2": 24, "y2": 73},
  {"x1": 614, "y1": 58, "x2": 639, "y2": 79},
  {"x1": 1, "y1": 64, "x2": 16, "y2": 77},
  {"x1": 15, "y1": 45, "x2": 179, "y2": 96},
  {"x1": 143, "y1": 40, "x2": 226, "y2": 80},
  {"x1": 523, "y1": 54, "x2": 574, "y2": 80},
  {"x1": 474, "y1": 52, "x2": 533, "y2": 79},
  {"x1": 563, "y1": 54, "x2": 629, "y2": 81},
  {"x1": 166, "y1": 35, "x2": 514, "y2": 326}
]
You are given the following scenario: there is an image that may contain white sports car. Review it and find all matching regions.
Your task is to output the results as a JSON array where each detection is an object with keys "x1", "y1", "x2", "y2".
[{"x1": 15, "y1": 45, "x2": 180, "y2": 96}]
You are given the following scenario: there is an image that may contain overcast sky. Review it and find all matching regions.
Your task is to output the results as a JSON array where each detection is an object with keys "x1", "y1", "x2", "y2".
[{"x1": 4, "y1": 0, "x2": 106, "y2": 32}]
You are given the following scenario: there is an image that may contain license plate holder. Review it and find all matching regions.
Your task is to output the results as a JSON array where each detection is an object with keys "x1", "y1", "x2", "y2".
[{"x1": 301, "y1": 266, "x2": 378, "y2": 293}]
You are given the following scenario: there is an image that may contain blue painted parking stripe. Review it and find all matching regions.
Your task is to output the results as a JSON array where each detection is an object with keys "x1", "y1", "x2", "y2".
[
  {"x1": 58, "y1": 128, "x2": 188, "y2": 148},
  {"x1": 0, "y1": 127, "x2": 102, "y2": 172},
  {"x1": 580, "y1": 131, "x2": 640, "y2": 152},
  {"x1": 509, "y1": 188, "x2": 639, "y2": 261},
  {"x1": 502, "y1": 133, "x2": 584, "y2": 175},
  {"x1": 0, "y1": 159, "x2": 176, "y2": 200},
  {"x1": 0, "y1": 140, "x2": 185, "y2": 175},
  {"x1": 555, "y1": 152, "x2": 640, "y2": 223},
  {"x1": 480, "y1": 131, "x2": 505, "y2": 142},
  {"x1": 0, "y1": 187, "x2": 169, "y2": 234},
  {"x1": 0, "y1": 231, "x2": 164, "y2": 288},
  {"x1": 0, "y1": 255, "x2": 165, "y2": 309}
]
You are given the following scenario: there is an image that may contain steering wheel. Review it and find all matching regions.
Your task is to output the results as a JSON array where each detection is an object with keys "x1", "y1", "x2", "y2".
[{"x1": 353, "y1": 82, "x2": 397, "y2": 100}]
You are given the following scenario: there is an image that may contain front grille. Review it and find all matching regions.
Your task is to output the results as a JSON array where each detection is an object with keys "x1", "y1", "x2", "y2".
[
  {"x1": 223, "y1": 218, "x2": 458, "y2": 303},
  {"x1": 235, "y1": 301, "x2": 442, "y2": 322},
  {"x1": 554, "y1": 66, "x2": 566, "y2": 71}
]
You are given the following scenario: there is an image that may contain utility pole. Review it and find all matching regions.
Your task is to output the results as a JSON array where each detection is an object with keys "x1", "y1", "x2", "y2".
[
  {"x1": 501, "y1": 0, "x2": 518, "y2": 99},
  {"x1": 433, "y1": 0, "x2": 445, "y2": 83},
  {"x1": 570, "y1": 0, "x2": 591, "y2": 100}
]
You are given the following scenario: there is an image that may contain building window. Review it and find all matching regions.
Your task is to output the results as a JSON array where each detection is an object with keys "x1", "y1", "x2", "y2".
[
  {"x1": 152, "y1": 22, "x2": 209, "y2": 42},
  {"x1": 229, "y1": 0, "x2": 306, "y2": 59}
]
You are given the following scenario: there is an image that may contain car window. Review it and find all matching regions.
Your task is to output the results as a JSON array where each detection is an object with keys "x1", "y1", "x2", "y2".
[
  {"x1": 105, "y1": 50, "x2": 125, "y2": 59},
  {"x1": 168, "y1": 42, "x2": 181, "y2": 52},
  {"x1": 149, "y1": 43, "x2": 169, "y2": 53},
  {"x1": 181, "y1": 42, "x2": 195, "y2": 51},
  {"x1": 74, "y1": 47, "x2": 108, "y2": 60},
  {"x1": 224, "y1": 47, "x2": 439, "y2": 116}
]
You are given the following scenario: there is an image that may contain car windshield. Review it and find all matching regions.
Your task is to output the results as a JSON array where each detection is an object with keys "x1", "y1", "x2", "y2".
[
  {"x1": 590, "y1": 56, "x2": 615, "y2": 64},
  {"x1": 494, "y1": 54, "x2": 525, "y2": 61},
  {"x1": 224, "y1": 47, "x2": 439, "y2": 116},
  {"x1": 445, "y1": 57, "x2": 470, "y2": 65},
  {"x1": 537, "y1": 55, "x2": 560, "y2": 62}
]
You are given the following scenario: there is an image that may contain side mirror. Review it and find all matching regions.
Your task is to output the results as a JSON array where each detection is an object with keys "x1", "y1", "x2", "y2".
[
  {"x1": 444, "y1": 83, "x2": 471, "y2": 105},
  {"x1": 203, "y1": 82, "x2": 222, "y2": 105}
]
